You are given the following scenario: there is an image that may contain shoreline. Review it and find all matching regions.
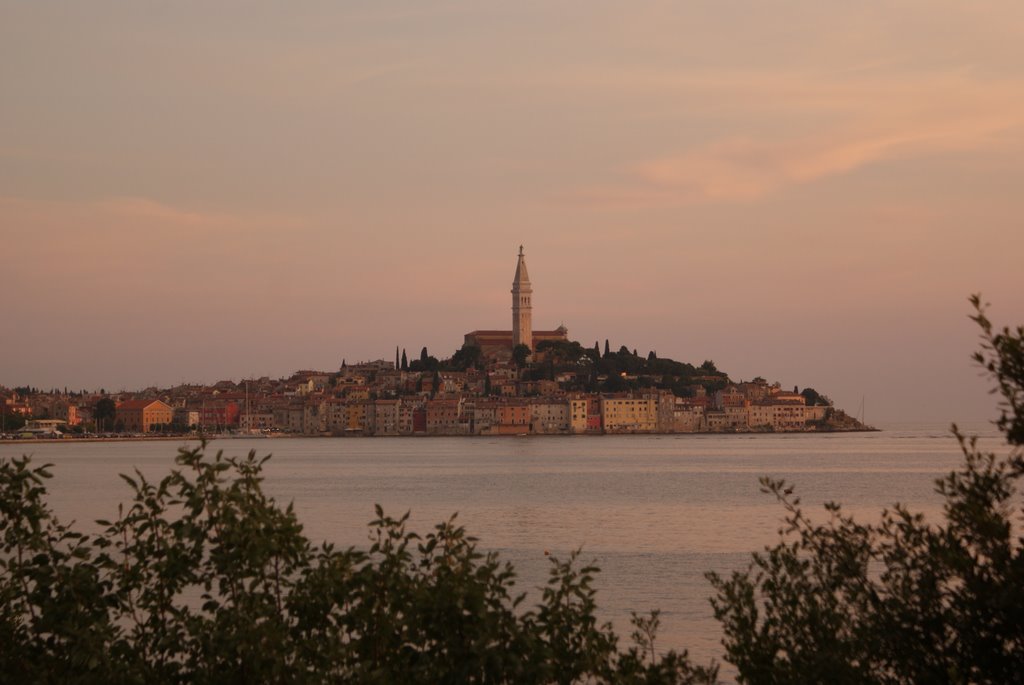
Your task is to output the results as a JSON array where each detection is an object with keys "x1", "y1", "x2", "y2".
[{"x1": 2, "y1": 426, "x2": 880, "y2": 445}]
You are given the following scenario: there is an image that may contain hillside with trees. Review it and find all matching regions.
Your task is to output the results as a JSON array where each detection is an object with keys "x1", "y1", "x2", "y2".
[{"x1": 443, "y1": 338, "x2": 731, "y2": 397}]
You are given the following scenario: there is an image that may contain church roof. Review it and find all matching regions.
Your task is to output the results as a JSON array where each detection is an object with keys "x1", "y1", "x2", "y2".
[
  {"x1": 466, "y1": 329, "x2": 567, "y2": 335},
  {"x1": 465, "y1": 330, "x2": 568, "y2": 341},
  {"x1": 117, "y1": 399, "x2": 170, "y2": 410}
]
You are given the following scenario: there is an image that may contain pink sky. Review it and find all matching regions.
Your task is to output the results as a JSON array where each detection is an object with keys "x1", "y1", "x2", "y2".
[{"x1": 3, "y1": 1, "x2": 1023, "y2": 424}]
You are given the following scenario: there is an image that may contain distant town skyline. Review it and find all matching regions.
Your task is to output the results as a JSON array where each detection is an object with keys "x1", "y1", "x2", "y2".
[{"x1": 3, "y1": 2, "x2": 1023, "y2": 424}]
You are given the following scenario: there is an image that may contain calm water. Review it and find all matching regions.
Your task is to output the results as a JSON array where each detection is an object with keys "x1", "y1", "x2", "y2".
[{"x1": 0, "y1": 423, "x2": 999, "y2": 670}]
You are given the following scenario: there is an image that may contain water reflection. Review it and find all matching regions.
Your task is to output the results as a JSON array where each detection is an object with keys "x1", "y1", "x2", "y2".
[{"x1": 0, "y1": 428, "x2": 975, "y2": 670}]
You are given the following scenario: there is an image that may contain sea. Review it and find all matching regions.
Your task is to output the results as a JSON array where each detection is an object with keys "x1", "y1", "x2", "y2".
[{"x1": 0, "y1": 422, "x2": 1001, "y2": 674}]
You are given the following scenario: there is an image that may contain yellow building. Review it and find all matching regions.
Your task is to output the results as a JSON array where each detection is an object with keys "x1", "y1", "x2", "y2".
[
  {"x1": 601, "y1": 397, "x2": 657, "y2": 433},
  {"x1": 569, "y1": 398, "x2": 589, "y2": 434},
  {"x1": 346, "y1": 401, "x2": 368, "y2": 433},
  {"x1": 115, "y1": 399, "x2": 173, "y2": 433}
]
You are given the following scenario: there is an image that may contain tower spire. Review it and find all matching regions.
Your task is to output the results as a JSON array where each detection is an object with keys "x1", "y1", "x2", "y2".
[{"x1": 512, "y1": 246, "x2": 533, "y2": 351}]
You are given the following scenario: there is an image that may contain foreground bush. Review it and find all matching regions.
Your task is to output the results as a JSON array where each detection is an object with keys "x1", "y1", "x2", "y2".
[
  {"x1": 0, "y1": 446, "x2": 716, "y2": 684},
  {"x1": 709, "y1": 296, "x2": 1024, "y2": 684}
]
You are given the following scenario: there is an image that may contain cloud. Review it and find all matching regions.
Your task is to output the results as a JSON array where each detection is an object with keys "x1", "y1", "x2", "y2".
[
  {"x1": 559, "y1": 70, "x2": 1024, "y2": 210},
  {"x1": 90, "y1": 197, "x2": 245, "y2": 231}
]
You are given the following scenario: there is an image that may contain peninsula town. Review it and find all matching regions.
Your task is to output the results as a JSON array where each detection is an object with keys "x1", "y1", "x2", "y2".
[{"x1": 2, "y1": 249, "x2": 867, "y2": 439}]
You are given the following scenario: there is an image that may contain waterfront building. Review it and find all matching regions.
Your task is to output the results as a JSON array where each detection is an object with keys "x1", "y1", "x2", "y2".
[
  {"x1": 427, "y1": 398, "x2": 463, "y2": 435},
  {"x1": 239, "y1": 411, "x2": 273, "y2": 431},
  {"x1": 301, "y1": 398, "x2": 326, "y2": 435},
  {"x1": 173, "y1": 408, "x2": 201, "y2": 429},
  {"x1": 326, "y1": 398, "x2": 347, "y2": 434},
  {"x1": 531, "y1": 399, "x2": 570, "y2": 434},
  {"x1": 721, "y1": 406, "x2": 750, "y2": 430},
  {"x1": 372, "y1": 399, "x2": 401, "y2": 436},
  {"x1": 601, "y1": 396, "x2": 657, "y2": 433},
  {"x1": 197, "y1": 400, "x2": 241, "y2": 430},
  {"x1": 116, "y1": 399, "x2": 173, "y2": 433},
  {"x1": 345, "y1": 401, "x2": 367, "y2": 434},
  {"x1": 471, "y1": 399, "x2": 498, "y2": 435},
  {"x1": 496, "y1": 400, "x2": 530, "y2": 434},
  {"x1": 273, "y1": 403, "x2": 304, "y2": 433},
  {"x1": 672, "y1": 403, "x2": 705, "y2": 432},
  {"x1": 705, "y1": 410, "x2": 730, "y2": 431},
  {"x1": 585, "y1": 396, "x2": 603, "y2": 432},
  {"x1": 569, "y1": 397, "x2": 588, "y2": 434},
  {"x1": 412, "y1": 406, "x2": 427, "y2": 434},
  {"x1": 22, "y1": 419, "x2": 68, "y2": 436},
  {"x1": 398, "y1": 402, "x2": 416, "y2": 435}
]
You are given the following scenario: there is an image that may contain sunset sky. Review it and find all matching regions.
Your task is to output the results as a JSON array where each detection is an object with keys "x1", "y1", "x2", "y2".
[{"x1": 3, "y1": 1, "x2": 1023, "y2": 424}]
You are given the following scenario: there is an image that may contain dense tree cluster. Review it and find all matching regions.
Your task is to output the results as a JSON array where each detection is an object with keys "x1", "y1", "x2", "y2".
[
  {"x1": 399, "y1": 338, "x2": 728, "y2": 398},
  {"x1": 798, "y1": 387, "x2": 831, "y2": 407},
  {"x1": 93, "y1": 397, "x2": 117, "y2": 431},
  {"x1": 522, "y1": 340, "x2": 728, "y2": 397},
  {"x1": 0, "y1": 412, "x2": 26, "y2": 431}
]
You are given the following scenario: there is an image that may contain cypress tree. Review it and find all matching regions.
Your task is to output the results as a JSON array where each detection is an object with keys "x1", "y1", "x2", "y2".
[{"x1": 401, "y1": 349, "x2": 408, "y2": 371}]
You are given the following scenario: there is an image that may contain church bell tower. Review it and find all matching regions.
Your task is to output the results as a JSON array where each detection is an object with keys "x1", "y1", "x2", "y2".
[{"x1": 511, "y1": 245, "x2": 533, "y2": 350}]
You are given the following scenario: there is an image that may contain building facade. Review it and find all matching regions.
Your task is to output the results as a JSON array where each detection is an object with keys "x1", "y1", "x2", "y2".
[{"x1": 116, "y1": 399, "x2": 173, "y2": 433}]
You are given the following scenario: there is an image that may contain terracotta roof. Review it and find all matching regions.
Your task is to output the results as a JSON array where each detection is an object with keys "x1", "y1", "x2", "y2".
[
  {"x1": 466, "y1": 329, "x2": 570, "y2": 338},
  {"x1": 117, "y1": 399, "x2": 169, "y2": 410}
]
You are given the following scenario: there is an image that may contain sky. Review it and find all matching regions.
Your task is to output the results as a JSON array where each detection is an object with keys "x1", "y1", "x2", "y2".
[{"x1": 2, "y1": 1, "x2": 1023, "y2": 425}]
